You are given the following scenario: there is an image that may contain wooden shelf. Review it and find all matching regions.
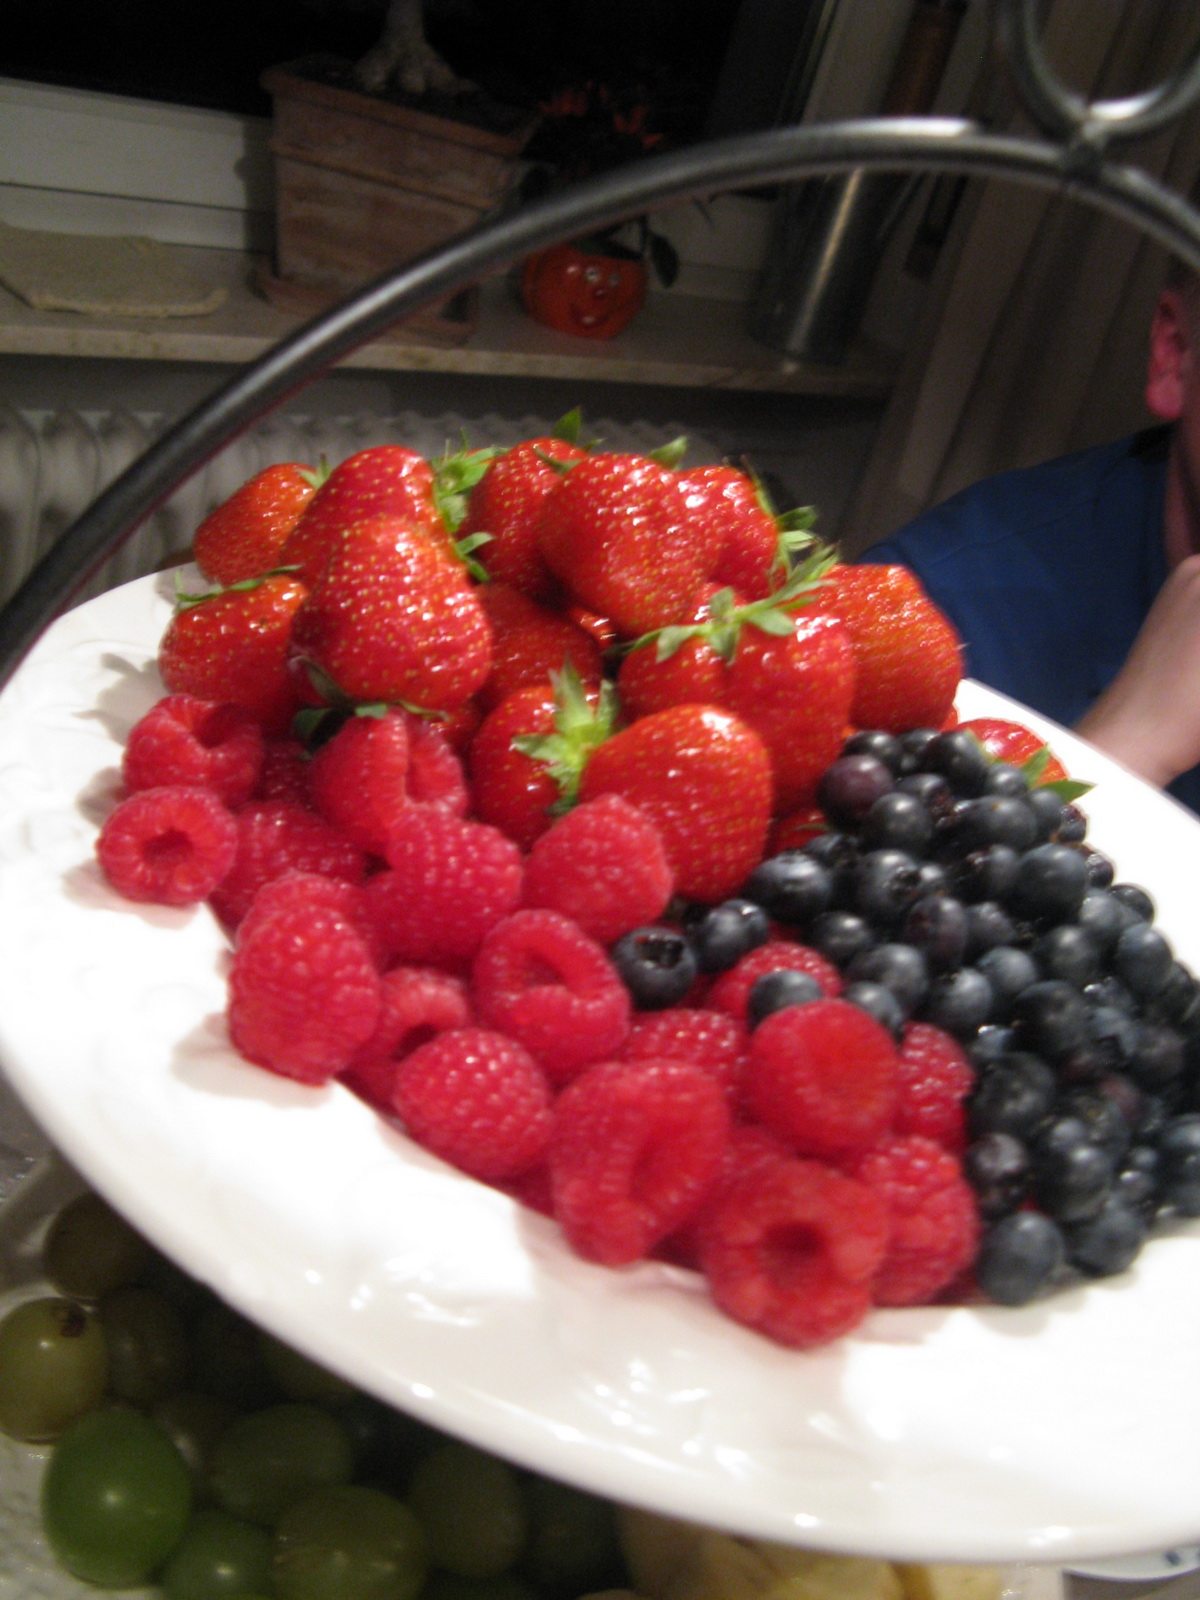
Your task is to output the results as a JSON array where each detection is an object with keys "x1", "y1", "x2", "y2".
[{"x1": 0, "y1": 243, "x2": 897, "y2": 400}]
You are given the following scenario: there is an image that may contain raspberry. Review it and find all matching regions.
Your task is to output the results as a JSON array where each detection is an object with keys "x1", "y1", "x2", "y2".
[
  {"x1": 253, "y1": 738, "x2": 312, "y2": 807},
  {"x1": 521, "y1": 794, "x2": 674, "y2": 946},
  {"x1": 663, "y1": 1120, "x2": 791, "y2": 1269},
  {"x1": 745, "y1": 999, "x2": 899, "y2": 1160},
  {"x1": 697, "y1": 1159, "x2": 889, "y2": 1348},
  {"x1": 237, "y1": 872, "x2": 384, "y2": 968},
  {"x1": 228, "y1": 901, "x2": 381, "y2": 1083},
  {"x1": 618, "y1": 1007, "x2": 748, "y2": 1105},
  {"x1": 392, "y1": 1027, "x2": 552, "y2": 1181},
  {"x1": 894, "y1": 1022, "x2": 976, "y2": 1153},
  {"x1": 707, "y1": 940, "x2": 842, "y2": 1025},
  {"x1": 405, "y1": 714, "x2": 469, "y2": 816},
  {"x1": 96, "y1": 785, "x2": 237, "y2": 906},
  {"x1": 549, "y1": 1059, "x2": 730, "y2": 1265},
  {"x1": 122, "y1": 695, "x2": 263, "y2": 808},
  {"x1": 850, "y1": 1135, "x2": 981, "y2": 1306},
  {"x1": 471, "y1": 909, "x2": 631, "y2": 1084},
  {"x1": 309, "y1": 710, "x2": 411, "y2": 855},
  {"x1": 365, "y1": 807, "x2": 523, "y2": 966},
  {"x1": 342, "y1": 965, "x2": 472, "y2": 1109},
  {"x1": 209, "y1": 801, "x2": 368, "y2": 930}
]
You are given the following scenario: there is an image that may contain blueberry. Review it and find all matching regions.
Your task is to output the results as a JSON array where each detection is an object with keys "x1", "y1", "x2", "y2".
[
  {"x1": 817, "y1": 753, "x2": 894, "y2": 828},
  {"x1": 1076, "y1": 889, "x2": 1135, "y2": 955},
  {"x1": 1084, "y1": 1003, "x2": 1139, "y2": 1072},
  {"x1": 1032, "y1": 924, "x2": 1102, "y2": 988},
  {"x1": 897, "y1": 727, "x2": 940, "y2": 772},
  {"x1": 922, "y1": 967, "x2": 995, "y2": 1039},
  {"x1": 842, "y1": 979, "x2": 906, "y2": 1036},
  {"x1": 809, "y1": 909, "x2": 875, "y2": 969},
  {"x1": 1057, "y1": 804, "x2": 1088, "y2": 843},
  {"x1": 1066, "y1": 1196, "x2": 1147, "y2": 1277},
  {"x1": 1011, "y1": 979, "x2": 1090, "y2": 1059},
  {"x1": 1129, "y1": 1020, "x2": 1186, "y2": 1092},
  {"x1": 968, "y1": 1025, "x2": 1018, "y2": 1072},
  {"x1": 691, "y1": 898, "x2": 771, "y2": 973},
  {"x1": 1115, "y1": 1145, "x2": 1162, "y2": 1219},
  {"x1": 964, "y1": 1131, "x2": 1030, "y2": 1218},
  {"x1": 976, "y1": 1211, "x2": 1066, "y2": 1305},
  {"x1": 847, "y1": 942, "x2": 929, "y2": 1016},
  {"x1": 1006, "y1": 843, "x2": 1088, "y2": 925},
  {"x1": 895, "y1": 770, "x2": 956, "y2": 823},
  {"x1": 852, "y1": 849, "x2": 924, "y2": 926},
  {"x1": 902, "y1": 894, "x2": 968, "y2": 972},
  {"x1": 861, "y1": 790, "x2": 934, "y2": 855},
  {"x1": 964, "y1": 901, "x2": 1018, "y2": 959},
  {"x1": 611, "y1": 926, "x2": 698, "y2": 1010},
  {"x1": 747, "y1": 969, "x2": 823, "y2": 1027},
  {"x1": 742, "y1": 852, "x2": 833, "y2": 929},
  {"x1": 841, "y1": 729, "x2": 904, "y2": 773},
  {"x1": 974, "y1": 945, "x2": 1039, "y2": 1019},
  {"x1": 918, "y1": 729, "x2": 992, "y2": 796},
  {"x1": 1056, "y1": 1088, "x2": 1132, "y2": 1165},
  {"x1": 983, "y1": 762, "x2": 1031, "y2": 799},
  {"x1": 968, "y1": 1051, "x2": 1056, "y2": 1140},
  {"x1": 1079, "y1": 849, "x2": 1115, "y2": 889},
  {"x1": 1026, "y1": 785, "x2": 1067, "y2": 841},
  {"x1": 1031, "y1": 1117, "x2": 1115, "y2": 1222},
  {"x1": 1113, "y1": 922, "x2": 1174, "y2": 999},
  {"x1": 945, "y1": 795, "x2": 1039, "y2": 854},
  {"x1": 1111, "y1": 882, "x2": 1155, "y2": 923},
  {"x1": 1148, "y1": 962, "x2": 1200, "y2": 1027},
  {"x1": 947, "y1": 844, "x2": 1021, "y2": 904}
]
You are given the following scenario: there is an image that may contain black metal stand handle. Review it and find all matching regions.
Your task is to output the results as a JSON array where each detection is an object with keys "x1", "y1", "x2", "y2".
[{"x1": 1, "y1": 0, "x2": 1199, "y2": 691}]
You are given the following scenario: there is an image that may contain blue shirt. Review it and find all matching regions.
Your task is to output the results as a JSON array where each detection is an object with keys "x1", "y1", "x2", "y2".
[{"x1": 863, "y1": 428, "x2": 1200, "y2": 814}]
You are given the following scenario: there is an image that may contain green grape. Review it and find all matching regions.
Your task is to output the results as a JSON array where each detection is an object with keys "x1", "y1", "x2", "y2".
[
  {"x1": 258, "y1": 1330, "x2": 356, "y2": 1405},
  {"x1": 408, "y1": 1440, "x2": 528, "y2": 1580},
  {"x1": 208, "y1": 1402, "x2": 355, "y2": 1526},
  {"x1": 159, "y1": 1506, "x2": 274, "y2": 1600},
  {"x1": 193, "y1": 1302, "x2": 280, "y2": 1409},
  {"x1": 519, "y1": 1475, "x2": 625, "y2": 1598},
  {"x1": 42, "y1": 1190, "x2": 151, "y2": 1300},
  {"x1": 421, "y1": 1572, "x2": 540, "y2": 1600},
  {"x1": 41, "y1": 1406, "x2": 193, "y2": 1587},
  {"x1": 334, "y1": 1393, "x2": 442, "y2": 1490},
  {"x1": 273, "y1": 1484, "x2": 429, "y2": 1600},
  {"x1": 0, "y1": 1296, "x2": 108, "y2": 1441},
  {"x1": 101, "y1": 1284, "x2": 192, "y2": 1406},
  {"x1": 151, "y1": 1390, "x2": 242, "y2": 1498}
]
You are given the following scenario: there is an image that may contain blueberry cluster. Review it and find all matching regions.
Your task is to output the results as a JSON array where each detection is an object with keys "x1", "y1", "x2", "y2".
[{"x1": 613, "y1": 725, "x2": 1200, "y2": 1308}]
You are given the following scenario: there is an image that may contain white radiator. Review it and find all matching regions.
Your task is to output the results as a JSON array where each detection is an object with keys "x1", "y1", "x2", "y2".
[{"x1": 0, "y1": 407, "x2": 722, "y2": 607}]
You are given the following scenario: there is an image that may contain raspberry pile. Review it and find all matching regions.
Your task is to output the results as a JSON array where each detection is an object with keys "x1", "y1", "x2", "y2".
[{"x1": 90, "y1": 428, "x2": 1200, "y2": 1351}]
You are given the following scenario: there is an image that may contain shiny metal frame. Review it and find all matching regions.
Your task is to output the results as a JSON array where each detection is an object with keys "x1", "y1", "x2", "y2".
[{"x1": 1, "y1": 0, "x2": 1199, "y2": 688}]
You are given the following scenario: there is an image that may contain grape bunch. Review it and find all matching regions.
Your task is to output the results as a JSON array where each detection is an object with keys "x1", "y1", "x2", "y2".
[{"x1": 0, "y1": 1187, "x2": 628, "y2": 1598}]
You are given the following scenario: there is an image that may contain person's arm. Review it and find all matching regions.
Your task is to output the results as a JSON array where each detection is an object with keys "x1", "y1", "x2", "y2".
[{"x1": 1075, "y1": 552, "x2": 1200, "y2": 788}]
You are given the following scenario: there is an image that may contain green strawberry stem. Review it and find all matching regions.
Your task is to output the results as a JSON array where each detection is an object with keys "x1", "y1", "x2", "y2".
[
  {"x1": 430, "y1": 438, "x2": 502, "y2": 532},
  {"x1": 627, "y1": 543, "x2": 840, "y2": 665},
  {"x1": 172, "y1": 567, "x2": 301, "y2": 611},
  {"x1": 511, "y1": 663, "x2": 618, "y2": 813}
]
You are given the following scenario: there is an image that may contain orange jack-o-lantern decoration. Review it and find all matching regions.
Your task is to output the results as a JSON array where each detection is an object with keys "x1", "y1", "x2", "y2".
[{"x1": 520, "y1": 243, "x2": 648, "y2": 339}]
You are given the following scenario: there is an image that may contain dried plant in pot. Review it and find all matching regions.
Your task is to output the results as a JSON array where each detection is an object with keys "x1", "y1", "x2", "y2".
[{"x1": 257, "y1": 54, "x2": 537, "y2": 344}]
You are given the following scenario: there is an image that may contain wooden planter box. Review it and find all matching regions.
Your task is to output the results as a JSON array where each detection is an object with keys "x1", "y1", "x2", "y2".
[{"x1": 258, "y1": 59, "x2": 533, "y2": 344}]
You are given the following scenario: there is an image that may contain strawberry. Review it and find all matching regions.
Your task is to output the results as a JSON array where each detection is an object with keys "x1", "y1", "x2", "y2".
[
  {"x1": 676, "y1": 462, "x2": 818, "y2": 600},
  {"x1": 957, "y1": 716, "x2": 1069, "y2": 785},
  {"x1": 536, "y1": 448, "x2": 719, "y2": 637},
  {"x1": 280, "y1": 445, "x2": 449, "y2": 587},
  {"x1": 191, "y1": 461, "x2": 322, "y2": 586},
  {"x1": 578, "y1": 703, "x2": 772, "y2": 903},
  {"x1": 816, "y1": 563, "x2": 963, "y2": 734},
  {"x1": 617, "y1": 558, "x2": 855, "y2": 811},
  {"x1": 289, "y1": 514, "x2": 492, "y2": 713},
  {"x1": 477, "y1": 583, "x2": 603, "y2": 711},
  {"x1": 468, "y1": 670, "x2": 615, "y2": 850},
  {"x1": 459, "y1": 421, "x2": 588, "y2": 599},
  {"x1": 157, "y1": 573, "x2": 308, "y2": 735}
]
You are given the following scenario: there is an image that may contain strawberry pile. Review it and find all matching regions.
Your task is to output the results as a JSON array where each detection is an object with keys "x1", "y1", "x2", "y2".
[{"x1": 91, "y1": 419, "x2": 1200, "y2": 1350}]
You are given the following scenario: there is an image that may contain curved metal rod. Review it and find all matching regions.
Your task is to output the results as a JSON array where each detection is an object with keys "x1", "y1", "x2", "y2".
[
  {"x1": 2, "y1": 114, "x2": 1200, "y2": 692},
  {"x1": 998, "y1": 0, "x2": 1200, "y2": 145}
]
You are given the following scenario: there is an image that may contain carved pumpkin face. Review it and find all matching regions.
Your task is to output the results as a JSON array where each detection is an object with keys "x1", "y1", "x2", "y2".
[{"x1": 520, "y1": 243, "x2": 647, "y2": 339}]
